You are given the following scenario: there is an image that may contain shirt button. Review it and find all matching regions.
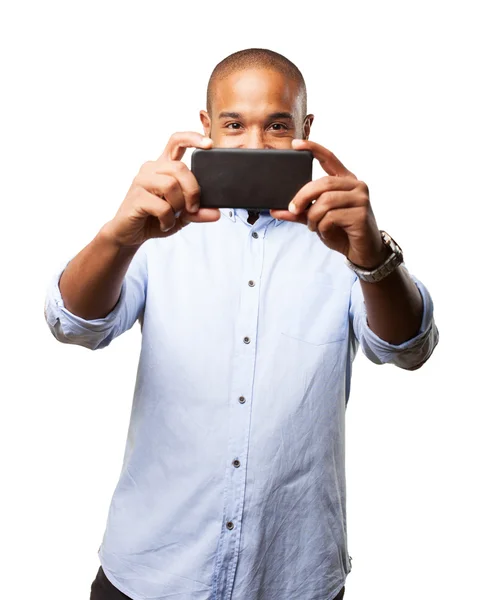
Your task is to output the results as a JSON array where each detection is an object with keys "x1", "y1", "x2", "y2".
[
  {"x1": 229, "y1": 211, "x2": 233, "y2": 217},
  {"x1": 238, "y1": 396, "x2": 246, "y2": 404},
  {"x1": 232, "y1": 459, "x2": 241, "y2": 468},
  {"x1": 226, "y1": 521, "x2": 234, "y2": 530},
  {"x1": 243, "y1": 336, "x2": 250, "y2": 344},
  {"x1": 252, "y1": 231, "x2": 259, "y2": 239},
  {"x1": 248, "y1": 280, "x2": 255, "y2": 287}
]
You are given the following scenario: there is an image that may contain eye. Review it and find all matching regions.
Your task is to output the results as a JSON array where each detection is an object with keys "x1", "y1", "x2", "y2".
[
  {"x1": 269, "y1": 122, "x2": 289, "y2": 131},
  {"x1": 225, "y1": 122, "x2": 242, "y2": 129}
]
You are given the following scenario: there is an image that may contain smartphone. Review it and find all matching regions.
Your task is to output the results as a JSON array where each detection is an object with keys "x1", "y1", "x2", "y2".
[{"x1": 191, "y1": 148, "x2": 313, "y2": 210}]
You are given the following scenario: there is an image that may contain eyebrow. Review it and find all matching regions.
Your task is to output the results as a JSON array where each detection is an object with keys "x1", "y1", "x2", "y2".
[
  {"x1": 218, "y1": 111, "x2": 294, "y2": 121},
  {"x1": 218, "y1": 112, "x2": 242, "y2": 119},
  {"x1": 268, "y1": 112, "x2": 294, "y2": 121}
]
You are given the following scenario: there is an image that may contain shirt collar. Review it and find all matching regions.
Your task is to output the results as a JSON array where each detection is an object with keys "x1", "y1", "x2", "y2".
[{"x1": 219, "y1": 208, "x2": 283, "y2": 227}]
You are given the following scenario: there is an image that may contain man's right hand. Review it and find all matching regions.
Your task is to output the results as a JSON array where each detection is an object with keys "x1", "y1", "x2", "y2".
[{"x1": 101, "y1": 132, "x2": 221, "y2": 248}]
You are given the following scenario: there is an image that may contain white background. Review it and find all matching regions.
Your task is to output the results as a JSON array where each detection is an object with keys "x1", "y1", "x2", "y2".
[{"x1": 1, "y1": 1, "x2": 477, "y2": 598}]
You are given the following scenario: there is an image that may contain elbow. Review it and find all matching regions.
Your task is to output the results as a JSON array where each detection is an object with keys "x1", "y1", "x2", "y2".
[
  {"x1": 400, "y1": 358, "x2": 429, "y2": 371},
  {"x1": 397, "y1": 324, "x2": 439, "y2": 371},
  {"x1": 47, "y1": 319, "x2": 113, "y2": 351}
]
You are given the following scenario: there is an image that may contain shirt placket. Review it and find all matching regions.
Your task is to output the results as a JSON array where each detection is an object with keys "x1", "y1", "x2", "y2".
[{"x1": 212, "y1": 218, "x2": 268, "y2": 600}]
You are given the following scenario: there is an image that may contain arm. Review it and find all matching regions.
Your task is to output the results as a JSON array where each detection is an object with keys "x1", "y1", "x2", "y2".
[
  {"x1": 59, "y1": 132, "x2": 219, "y2": 321},
  {"x1": 271, "y1": 138, "x2": 438, "y2": 361},
  {"x1": 57, "y1": 131, "x2": 221, "y2": 322},
  {"x1": 45, "y1": 132, "x2": 220, "y2": 350},
  {"x1": 44, "y1": 231, "x2": 148, "y2": 350},
  {"x1": 59, "y1": 225, "x2": 139, "y2": 321},
  {"x1": 359, "y1": 262, "x2": 423, "y2": 345},
  {"x1": 56, "y1": 132, "x2": 220, "y2": 319},
  {"x1": 349, "y1": 269, "x2": 438, "y2": 370}
]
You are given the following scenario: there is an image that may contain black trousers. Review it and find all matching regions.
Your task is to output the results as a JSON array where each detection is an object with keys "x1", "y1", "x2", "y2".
[{"x1": 90, "y1": 565, "x2": 346, "y2": 600}]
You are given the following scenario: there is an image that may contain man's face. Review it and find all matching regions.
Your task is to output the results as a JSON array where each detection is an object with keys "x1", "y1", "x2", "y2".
[{"x1": 200, "y1": 68, "x2": 313, "y2": 149}]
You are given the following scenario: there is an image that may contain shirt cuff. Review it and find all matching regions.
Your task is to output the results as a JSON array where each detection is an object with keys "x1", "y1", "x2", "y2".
[{"x1": 44, "y1": 259, "x2": 127, "y2": 338}]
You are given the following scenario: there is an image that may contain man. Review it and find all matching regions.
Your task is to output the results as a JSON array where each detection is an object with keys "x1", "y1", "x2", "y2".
[{"x1": 44, "y1": 48, "x2": 438, "y2": 600}]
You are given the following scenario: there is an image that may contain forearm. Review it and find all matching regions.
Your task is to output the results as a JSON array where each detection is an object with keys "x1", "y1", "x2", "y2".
[
  {"x1": 59, "y1": 223, "x2": 139, "y2": 320},
  {"x1": 360, "y1": 265, "x2": 423, "y2": 345}
]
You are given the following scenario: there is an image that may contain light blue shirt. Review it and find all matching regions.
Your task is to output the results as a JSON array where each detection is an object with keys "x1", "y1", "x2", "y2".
[{"x1": 44, "y1": 208, "x2": 438, "y2": 600}]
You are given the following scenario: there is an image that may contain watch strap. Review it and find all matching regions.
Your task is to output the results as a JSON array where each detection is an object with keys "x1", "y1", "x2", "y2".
[{"x1": 345, "y1": 230, "x2": 404, "y2": 283}]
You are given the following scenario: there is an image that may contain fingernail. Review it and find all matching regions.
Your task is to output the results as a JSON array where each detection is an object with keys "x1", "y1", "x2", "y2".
[
  {"x1": 288, "y1": 201, "x2": 298, "y2": 214},
  {"x1": 191, "y1": 203, "x2": 200, "y2": 213},
  {"x1": 161, "y1": 220, "x2": 176, "y2": 232}
]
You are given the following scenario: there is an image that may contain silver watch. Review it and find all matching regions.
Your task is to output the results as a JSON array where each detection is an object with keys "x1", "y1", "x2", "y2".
[{"x1": 345, "y1": 230, "x2": 404, "y2": 283}]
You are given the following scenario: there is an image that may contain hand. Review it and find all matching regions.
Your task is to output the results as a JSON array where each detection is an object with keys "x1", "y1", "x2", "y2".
[
  {"x1": 102, "y1": 132, "x2": 221, "y2": 248},
  {"x1": 270, "y1": 139, "x2": 388, "y2": 269}
]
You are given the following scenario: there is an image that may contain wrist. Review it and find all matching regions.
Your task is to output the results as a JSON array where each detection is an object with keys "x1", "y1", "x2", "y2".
[
  {"x1": 98, "y1": 222, "x2": 140, "y2": 254},
  {"x1": 345, "y1": 230, "x2": 404, "y2": 283},
  {"x1": 349, "y1": 244, "x2": 391, "y2": 270}
]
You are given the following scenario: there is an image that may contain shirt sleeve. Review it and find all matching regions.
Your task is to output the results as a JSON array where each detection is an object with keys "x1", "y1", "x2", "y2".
[
  {"x1": 349, "y1": 265, "x2": 439, "y2": 370},
  {"x1": 44, "y1": 242, "x2": 148, "y2": 351}
]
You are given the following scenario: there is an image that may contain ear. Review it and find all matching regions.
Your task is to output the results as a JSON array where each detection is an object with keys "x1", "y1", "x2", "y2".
[
  {"x1": 302, "y1": 114, "x2": 314, "y2": 140},
  {"x1": 200, "y1": 110, "x2": 211, "y2": 137}
]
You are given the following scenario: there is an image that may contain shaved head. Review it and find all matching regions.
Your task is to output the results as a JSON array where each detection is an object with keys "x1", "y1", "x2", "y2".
[{"x1": 206, "y1": 48, "x2": 307, "y2": 118}]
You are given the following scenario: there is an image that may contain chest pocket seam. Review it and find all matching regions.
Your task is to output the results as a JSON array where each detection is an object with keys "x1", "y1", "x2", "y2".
[{"x1": 279, "y1": 273, "x2": 350, "y2": 346}]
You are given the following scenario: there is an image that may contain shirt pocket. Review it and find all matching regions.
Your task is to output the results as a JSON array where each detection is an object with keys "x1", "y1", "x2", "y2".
[{"x1": 280, "y1": 272, "x2": 350, "y2": 346}]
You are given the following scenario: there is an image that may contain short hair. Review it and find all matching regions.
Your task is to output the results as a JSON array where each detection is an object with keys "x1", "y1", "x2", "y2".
[{"x1": 206, "y1": 48, "x2": 307, "y2": 117}]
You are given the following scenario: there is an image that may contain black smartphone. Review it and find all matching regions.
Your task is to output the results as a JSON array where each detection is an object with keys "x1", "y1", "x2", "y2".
[{"x1": 191, "y1": 148, "x2": 313, "y2": 210}]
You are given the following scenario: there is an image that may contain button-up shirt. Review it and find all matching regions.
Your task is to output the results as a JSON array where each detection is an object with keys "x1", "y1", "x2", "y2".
[{"x1": 44, "y1": 208, "x2": 438, "y2": 600}]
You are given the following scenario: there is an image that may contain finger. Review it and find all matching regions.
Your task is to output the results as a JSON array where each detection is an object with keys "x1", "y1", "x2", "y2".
[
  {"x1": 305, "y1": 190, "x2": 361, "y2": 228},
  {"x1": 289, "y1": 176, "x2": 358, "y2": 215},
  {"x1": 131, "y1": 189, "x2": 220, "y2": 238},
  {"x1": 137, "y1": 172, "x2": 184, "y2": 207},
  {"x1": 159, "y1": 132, "x2": 213, "y2": 162},
  {"x1": 292, "y1": 139, "x2": 355, "y2": 178},
  {"x1": 317, "y1": 215, "x2": 344, "y2": 246},
  {"x1": 133, "y1": 189, "x2": 179, "y2": 233},
  {"x1": 158, "y1": 161, "x2": 202, "y2": 213},
  {"x1": 136, "y1": 173, "x2": 185, "y2": 231},
  {"x1": 269, "y1": 209, "x2": 308, "y2": 225},
  {"x1": 180, "y1": 208, "x2": 222, "y2": 224},
  {"x1": 158, "y1": 207, "x2": 222, "y2": 237},
  {"x1": 158, "y1": 208, "x2": 221, "y2": 236},
  {"x1": 149, "y1": 204, "x2": 221, "y2": 236},
  {"x1": 310, "y1": 206, "x2": 364, "y2": 236}
]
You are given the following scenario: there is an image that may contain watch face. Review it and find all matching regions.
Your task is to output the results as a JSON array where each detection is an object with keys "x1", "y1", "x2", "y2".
[
  {"x1": 381, "y1": 231, "x2": 402, "y2": 255},
  {"x1": 390, "y1": 238, "x2": 403, "y2": 255}
]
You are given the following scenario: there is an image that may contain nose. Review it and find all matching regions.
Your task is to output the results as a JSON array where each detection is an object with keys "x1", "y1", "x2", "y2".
[{"x1": 244, "y1": 129, "x2": 266, "y2": 149}]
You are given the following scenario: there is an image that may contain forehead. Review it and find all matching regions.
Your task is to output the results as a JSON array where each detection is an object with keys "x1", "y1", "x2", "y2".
[{"x1": 210, "y1": 68, "x2": 302, "y2": 116}]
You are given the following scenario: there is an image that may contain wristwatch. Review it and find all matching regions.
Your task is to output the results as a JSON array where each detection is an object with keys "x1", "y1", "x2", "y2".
[{"x1": 345, "y1": 230, "x2": 404, "y2": 283}]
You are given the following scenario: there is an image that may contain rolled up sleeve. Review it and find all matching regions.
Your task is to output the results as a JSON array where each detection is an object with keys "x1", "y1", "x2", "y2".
[
  {"x1": 350, "y1": 266, "x2": 439, "y2": 370},
  {"x1": 44, "y1": 243, "x2": 148, "y2": 350}
]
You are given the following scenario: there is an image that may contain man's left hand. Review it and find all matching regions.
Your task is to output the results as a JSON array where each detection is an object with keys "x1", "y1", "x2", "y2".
[{"x1": 270, "y1": 139, "x2": 389, "y2": 269}]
